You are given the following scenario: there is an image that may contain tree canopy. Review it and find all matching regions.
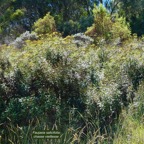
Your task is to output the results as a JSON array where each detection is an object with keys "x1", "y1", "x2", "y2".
[{"x1": 0, "y1": 0, "x2": 144, "y2": 37}]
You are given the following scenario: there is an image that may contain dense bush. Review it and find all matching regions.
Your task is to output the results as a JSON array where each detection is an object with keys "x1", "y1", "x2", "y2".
[
  {"x1": 0, "y1": 35, "x2": 100, "y2": 131},
  {"x1": 124, "y1": 58, "x2": 144, "y2": 90},
  {"x1": 0, "y1": 20, "x2": 144, "y2": 143},
  {"x1": 0, "y1": 1, "x2": 144, "y2": 143},
  {"x1": 85, "y1": 4, "x2": 131, "y2": 43},
  {"x1": 33, "y1": 12, "x2": 56, "y2": 35},
  {"x1": 111, "y1": 16, "x2": 131, "y2": 41}
]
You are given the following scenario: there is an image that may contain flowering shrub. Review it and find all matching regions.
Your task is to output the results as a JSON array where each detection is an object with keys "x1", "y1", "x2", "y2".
[
  {"x1": 19, "y1": 31, "x2": 38, "y2": 41},
  {"x1": 1, "y1": 27, "x2": 144, "y2": 143},
  {"x1": 73, "y1": 33, "x2": 94, "y2": 47},
  {"x1": 12, "y1": 37, "x2": 25, "y2": 48},
  {"x1": 11, "y1": 31, "x2": 38, "y2": 48}
]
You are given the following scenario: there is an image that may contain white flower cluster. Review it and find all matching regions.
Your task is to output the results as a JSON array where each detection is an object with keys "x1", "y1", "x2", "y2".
[
  {"x1": 20, "y1": 31, "x2": 38, "y2": 41},
  {"x1": 11, "y1": 31, "x2": 38, "y2": 48},
  {"x1": 12, "y1": 37, "x2": 25, "y2": 49},
  {"x1": 73, "y1": 33, "x2": 94, "y2": 48}
]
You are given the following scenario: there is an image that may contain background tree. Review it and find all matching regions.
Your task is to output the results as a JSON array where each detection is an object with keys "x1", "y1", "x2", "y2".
[
  {"x1": 0, "y1": 0, "x2": 98, "y2": 37},
  {"x1": 105, "y1": 0, "x2": 144, "y2": 36},
  {"x1": 1, "y1": 0, "x2": 144, "y2": 39},
  {"x1": 118, "y1": 0, "x2": 144, "y2": 36}
]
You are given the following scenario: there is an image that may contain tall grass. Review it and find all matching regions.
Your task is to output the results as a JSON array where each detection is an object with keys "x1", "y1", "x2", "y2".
[
  {"x1": 0, "y1": 109, "x2": 122, "y2": 144},
  {"x1": 113, "y1": 82, "x2": 144, "y2": 144}
]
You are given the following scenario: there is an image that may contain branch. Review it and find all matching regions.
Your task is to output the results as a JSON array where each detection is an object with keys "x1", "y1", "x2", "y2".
[{"x1": 110, "y1": 1, "x2": 120, "y2": 15}]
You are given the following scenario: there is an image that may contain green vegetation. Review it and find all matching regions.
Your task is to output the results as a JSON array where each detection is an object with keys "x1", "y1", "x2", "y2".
[
  {"x1": 33, "y1": 13, "x2": 56, "y2": 35},
  {"x1": 85, "y1": 4, "x2": 131, "y2": 43},
  {"x1": 0, "y1": 2, "x2": 144, "y2": 144}
]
